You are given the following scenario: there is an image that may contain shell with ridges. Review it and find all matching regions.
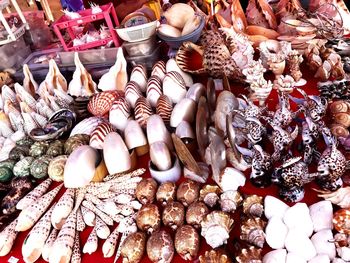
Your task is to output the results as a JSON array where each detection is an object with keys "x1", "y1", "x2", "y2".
[
  {"x1": 156, "y1": 95, "x2": 173, "y2": 125},
  {"x1": 29, "y1": 141, "x2": 49, "y2": 157},
  {"x1": 152, "y1": 61, "x2": 166, "y2": 81},
  {"x1": 89, "y1": 122, "x2": 115, "y2": 149},
  {"x1": 30, "y1": 155, "x2": 52, "y2": 179},
  {"x1": 13, "y1": 156, "x2": 34, "y2": 177},
  {"x1": 240, "y1": 217, "x2": 266, "y2": 248},
  {"x1": 125, "y1": 81, "x2": 142, "y2": 108},
  {"x1": 243, "y1": 195, "x2": 264, "y2": 217},
  {"x1": 48, "y1": 155, "x2": 68, "y2": 182},
  {"x1": 333, "y1": 209, "x2": 350, "y2": 234},
  {"x1": 334, "y1": 112, "x2": 350, "y2": 127},
  {"x1": 236, "y1": 246, "x2": 262, "y2": 263},
  {"x1": 109, "y1": 97, "x2": 131, "y2": 131},
  {"x1": 87, "y1": 90, "x2": 121, "y2": 117},
  {"x1": 46, "y1": 140, "x2": 64, "y2": 157},
  {"x1": 200, "y1": 185, "x2": 221, "y2": 208},
  {"x1": 134, "y1": 97, "x2": 153, "y2": 129},
  {"x1": 64, "y1": 134, "x2": 90, "y2": 155},
  {"x1": 330, "y1": 100, "x2": 350, "y2": 114},
  {"x1": 318, "y1": 187, "x2": 350, "y2": 208},
  {"x1": 146, "y1": 75, "x2": 163, "y2": 107},
  {"x1": 69, "y1": 117, "x2": 104, "y2": 137}
]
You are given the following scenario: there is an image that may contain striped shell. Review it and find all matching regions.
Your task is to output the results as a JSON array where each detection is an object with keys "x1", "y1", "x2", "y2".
[
  {"x1": 156, "y1": 95, "x2": 173, "y2": 125},
  {"x1": 13, "y1": 157, "x2": 34, "y2": 177},
  {"x1": 152, "y1": 61, "x2": 166, "y2": 81},
  {"x1": 48, "y1": 155, "x2": 68, "y2": 182},
  {"x1": 333, "y1": 209, "x2": 350, "y2": 234},
  {"x1": 87, "y1": 91, "x2": 121, "y2": 117},
  {"x1": 163, "y1": 71, "x2": 187, "y2": 104},
  {"x1": 109, "y1": 97, "x2": 131, "y2": 131},
  {"x1": 130, "y1": 65, "x2": 148, "y2": 92},
  {"x1": 146, "y1": 76, "x2": 163, "y2": 108},
  {"x1": 134, "y1": 97, "x2": 153, "y2": 129},
  {"x1": 125, "y1": 81, "x2": 143, "y2": 108},
  {"x1": 90, "y1": 122, "x2": 115, "y2": 149},
  {"x1": 30, "y1": 155, "x2": 52, "y2": 179},
  {"x1": 70, "y1": 117, "x2": 104, "y2": 137}
]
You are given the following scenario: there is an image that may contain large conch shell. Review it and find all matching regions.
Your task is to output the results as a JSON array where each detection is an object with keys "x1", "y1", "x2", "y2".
[
  {"x1": 246, "y1": 0, "x2": 277, "y2": 29},
  {"x1": 98, "y1": 47, "x2": 128, "y2": 91},
  {"x1": 39, "y1": 59, "x2": 67, "y2": 96},
  {"x1": 23, "y1": 64, "x2": 38, "y2": 96},
  {"x1": 68, "y1": 53, "x2": 97, "y2": 97}
]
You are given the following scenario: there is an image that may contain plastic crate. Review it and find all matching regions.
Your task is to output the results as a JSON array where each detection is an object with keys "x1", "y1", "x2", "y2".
[
  {"x1": 125, "y1": 45, "x2": 160, "y2": 70},
  {"x1": 53, "y1": 3, "x2": 121, "y2": 52},
  {"x1": 22, "y1": 48, "x2": 62, "y2": 70}
]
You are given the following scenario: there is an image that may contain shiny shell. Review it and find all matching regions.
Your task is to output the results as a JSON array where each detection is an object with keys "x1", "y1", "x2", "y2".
[
  {"x1": 236, "y1": 246, "x2": 262, "y2": 263},
  {"x1": 334, "y1": 112, "x2": 350, "y2": 127},
  {"x1": 130, "y1": 65, "x2": 148, "y2": 92},
  {"x1": 87, "y1": 90, "x2": 120, "y2": 117},
  {"x1": 46, "y1": 140, "x2": 64, "y2": 157},
  {"x1": 199, "y1": 185, "x2": 221, "y2": 208},
  {"x1": 146, "y1": 76, "x2": 163, "y2": 107},
  {"x1": 152, "y1": 61, "x2": 166, "y2": 81},
  {"x1": 30, "y1": 155, "x2": 52, "y2": 179},
  {"x1": 136, "y1": 203, "x2": 161, "y2": 234},
  {"x1": 175, "y1": 225, "x2": 200, "y2": 260},
  {"x1": 0, "y1": 159, "x2": 16, "y2": 171},
  {"x1": 64, "y1": 134, "x2": 90, "y2": 155},
  {"x1": 199, "y1": 249, "x2": 232, "y2": 263},
  {"x1": 163, "y1": 71, "x2": 187, "y2": 104},
  {"x1": 240, "y1": 217, "x2": 266, "y2": 248},
  {"x1": 177, "y1": 179, "x2": 200, "y2": 207},
  {"x1": 136, "y1": 178, "x2": 158, "y2": 204},
  {"x1": 331, "y1": 124, "x2": 350, "y2": 138},
  {"x1": 333, "y1": 209, "x2": 350, "y2": 234},
  {"x1": 329, "y1": 100, "x2": 350, "y2": 114},
  {"x1": 243, "y1": 195, "x2": 264, "y2": 217},
  {"x1": 121, "y1": 232, "x2": 146, "y2": 263},
  {"x1": 186, "y1": 201, "x2": 209, "y2": 229},
  {"x1": 13, "y1": 157, "x2": 34, "y2": 177},
  {"x1": 125, "y1": 81, "x2": 143, "y2": 108},
  {"x1": 29, "y1": 141, "x2": 49, "y2": 157},
  {"x1": 89, "y1": 122, "x2": 114, "y2": 149},
  {"x1": 9, "y1": 146, "x2": 30, "y2": 161},
  {"x1": 147, "y1": 230, "x2": 174, "y2": 263},
  {"x1": 109, "y1": 97, "x2": 131, "y2": 131},
  {"x1": 0, "y1": 167, "x2": 13, "y2": 183},
  {"x1": 162, "y1": 201, "x2": 185, "y2": 230},
  {"x1": 48, "y1": 155, "x2": 68, "y2": 182},
  {"x1": 156, "y1": 95, "x2": 173, "y2": 125},
  {"x1": 134, "y1": 97, "x2": 153, "y2": 129},
  {"x1": 156, "y1": 182, "x2": 176, "y2": 206}
]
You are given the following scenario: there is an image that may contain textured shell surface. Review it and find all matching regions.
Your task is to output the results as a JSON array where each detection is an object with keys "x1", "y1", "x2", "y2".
[
  {"x1": 16, "y1": 137, "x2": 34, "y2": 148},
  {"x1": 146, "y1": 76, "x2": 163, "y2": 107},
  {"x1": 199, "y1": 249, "x2": 232, "y2": 263},
  {"x1": 186, "y1": 201, "x2": 209, "y2": 229},
  {"x1": 136, "y1": 203, "x2": 161, "y2": 234},
  {"x1": 87, "y1": 90, "x2": 121, "y2": 117},
  {"x1": 90, "y1": 122, "x2": 114, "y2": 149},
  {"x1": 69, "y1": 117, "x2": 104, "y2": 137},
  {"x1": 240, "y1": 217, "x2": 267, "y2": 248},
  {"x1": 243, "y1": 195, "x2": 264, "y2": 217},
  {"x1": 200, "y1": 185, "x2": 221, "y2": 208},
  {"x1": 134, "y1": 97, "x2": 153, "y2": 129},
  {"x1": 130, "y1": 65, "x2": 148, "y2": 92},
  {"x1": 177, "y1": 179, "x2": 200, "y2": 207},
  {"x1": 156, "y1": 181, "x2": 176, "y2": 206},
  {"x1": 30, "y1": 155, "x2": 52, "y2": 179},
  {"x1": 125, "y1": 81, "x2": 143, "y2": 108},
  {"x1": 64, "y1": 134, "x2": 90, "y2": 155},
  {"x1": 236, "y1": 246, "x2": 262, "y2": 263},
  {"x1": 9, "y1": 146, "x2": 30, "y2": 161},
  {"x1": 146, "y1": 230, "x2": 174, "y2": 263},
  {"x1": 156, "y1": 95, "x2": 173, "y2": 125},
  {"x1": 175, "y1": 224, "x2": 200, "y2": 260},
  {"x1": 13, "y1": 157, "x2": 34, "y2": 177},
  {"x1": 121, "y1": 231, "x2": 146, "y2": 263},
  {"x1": 109, "y1": 97, "x2": 131, "y2": 131},
  {"x1": 333, "y1": 209, "x2": 350, "y2": 234},
  {"x1": 162, "y1": 201, "x2": 185, "y2": 230},
  {"x1": 48, "y1": 155, "x2": 68, "y2": 182},
  {"x1": 163, "y1": 71, "x2": 187, "y2": 104},
  {"x1": 46, "y1": 140, "x2": 64, "y2": 157},
  {"x1": 0, "y1": 159, "x2": 16, "y2": 171},
  {"x1": 152, "y1": 61, "x2": 166, "y2": 81},
  {"x1": 29, "y1": 141, "x2": 49, "y2": 157}
]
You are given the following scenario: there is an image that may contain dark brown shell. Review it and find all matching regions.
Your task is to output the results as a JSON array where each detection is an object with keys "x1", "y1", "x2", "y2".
[
  {"x1": 176, "y1": 179, "x2": 200, "y2": 207},
  {"x1": 175, "y1": 225, "x2": 200, "y2": 260},
  {"x1": 156, "y1": 95, "x2": 173, "y2": 125},
  {"x1": 134, "y1": 97, "x2": 153, "y2": 129},
  {"x1": 242, "y1": 195, "x2": 264, "y2": 218},
  {"x1": 240, "y1": 217, "x2": 266, "y2": 248},
  {"x1": 186, "y1": 201, "x2": 209, "y2": 229},
  {"x1": 147, "y1": 230, "x2": 174, "y2": 263},
  {"x1": 136, "y1": 204, "x2": 161, "y2": 234},
  {"x1": 162, "y1": 201, "x2": 185, "y2": 230},
  {"x1": 121, "y1": 232, "x2": 146, "y2": 263},
  {"x1": 156, "y1": 181, "x2": 176, "y2": 206},
  {"x1": 136, "y1": 178, "x2": 158, "y2": 205}
]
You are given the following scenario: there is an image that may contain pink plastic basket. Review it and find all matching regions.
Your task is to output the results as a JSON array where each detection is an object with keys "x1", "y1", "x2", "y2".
[{"x1": 53, "y1": 3, "x2": 121, "y2": 51}]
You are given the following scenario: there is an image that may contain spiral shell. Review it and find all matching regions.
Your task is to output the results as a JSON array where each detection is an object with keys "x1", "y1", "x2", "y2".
[
  {"x1": 89, "y1": 122, "x2": 114, "y2": 149},
  {"x1": 240, "y1": 217, "x2": 266, "y2": 248},
  {"x1": 334, "y1": 112, "x2": 350, "y2": 127},
  {"x1": 333, "y1": 209, "x2": 350, "y2": 234},
  {"x1": 29, "y1": 141, "x2": 49, "y2": 157},
  {"x1": 13, "y1": 157, "x2": 34, "y2": 177},
  {"x1": 134, "y1": 97, "x2": 153, "y2": 129},
  {"x1": 199, "y1": 185, "x2": 221, "y2": 208},
  {"x1": 64, "y1": 134, "x2": 90, "y2": 155},
  {"x1": 243, "y1": 195, "x2": 264, "y2": 218},
  {"x1": 48, "y1": 155, "x2": 68, "y2": 182},
  {"x1": 331, "y1": 124, "x2": 350, "y2": 138},
  {"x1": 125, "y1": 81, "x2": 143, "y2": 108},
  {"x1": 30, "y1": 155, "x2": 52, "y2": 179},
  {"x1": 87, "y1": 90, "x2": 121, "y2": 117},
  {"x1": 236, "y1": 246, "x2": 262, "y2": 263},
  {"x1": 330, "y1": 100, "x2": 350, "y2": 114},
  {"x1": 220, "y1": 190, "x2": 243, "y2": 213},
  {"x1": 146, "y1": 76, "x2": 163, "y2": 107},
  {"x1": 199, "y1": 249, "x2": 232, "y2": 263},
  {"x1": 130, "y1": 65, "x2": 148, "y2": 92},
  {"x1": 46, "y1": 140, "x2": 64, "y2": 157},
  {"x1": 152, "y1": 61, "x2": 166, "y2": 81},
  {"x1": 156, "y1": 95, "x2": 173, "y2": 125},
  {"x1": 162, "y1": 201, "x2": 185, "y2": 230}
]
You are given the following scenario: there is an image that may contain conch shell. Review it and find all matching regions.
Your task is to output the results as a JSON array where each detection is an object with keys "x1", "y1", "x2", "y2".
[
  {"x1": 23, "y1": 64, "x2": 38, "y2": 96},
  {"x1": 39, "y1": 59, "x2": 67, "y2": 96}
]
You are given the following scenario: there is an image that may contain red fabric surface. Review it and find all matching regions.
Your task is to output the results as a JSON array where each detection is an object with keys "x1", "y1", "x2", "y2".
[{"x1": 2, "y1": 67, "x2": 349, "y2": 263}]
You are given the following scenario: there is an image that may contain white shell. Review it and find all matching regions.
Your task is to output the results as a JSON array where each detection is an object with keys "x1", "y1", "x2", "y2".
[
  {"x1": 264, "y1": 195, "x2": 289, "y2": 220},
  {"x1": 109, "y1": 97, "x2": 131, "y2": 132},
  {"x1": 311, "y1": 229, "x2": 336, "y2": 260},
  {"x1": 175, "y1": 121, "x2": 195, "y2": 139},
  {"x1": 283, "y1": 203, "x2": 313, "y2": 237},
  {"x1": 170, "y1": 98, "x2": 196, "y2": 128},
  {"x1": 124, "y1": 120, "x2": 148, "y2": 150},
  {"x1": 125, "y1": 81, "x2": 142, "y2": 108},
  {"x1": 152, "y1": 61, "x2": 166, "y2": 81},
  {"x1": 70, "y1": 117, "x2": 104, "y2": 136},
  {"x1": 309, "y1": 255, "x2": 330, "y2": 263},
  {"x1": 166, "y1": 58, "x2": 193, "y2": 87},
  {"x1": 286, "y1": 253, "x2": 307, "y2": 263},
  {"x1": 186, "y1": 83, "x2": 205, "y2": 103},
  {"x1": 147, "y1": 114, "x2": 173, "y2": 151},
  {"x1": 284, "y1": 229, "x2": 316, "y2": 261},
  {"x1": 150, "y1": 141, "x2": 172, "y2": 171},
  {"x1": 146, "y1": 76, "x2": 162, "y2": 107},
  {"x1": 130, "y1": 65, "x2": 148, "y2": 92},
  {"x1": 337, "y1": 247, "x2": 350, "y2": 261},
  {"x1": 149, "y1": 154, "x2": 181, "y2": 183},
  {"x1": 265, "y1": 216, "x2": 288, "y2": 249},
  {"x1": 263, "y1": 249, "x2": 287, "y2": 263},
  {"x1": 217, "y1": 167, "x2": 246, "y2": 192},
  {"x1": 103, "y1": 132, "x2": 131, "y2": 174},
  {"x1": 163, "y1": 71, "x2": 187, "y2": 104},
  {"x1": 309, "y1": 200, "x2": 333, "y2": 232}
]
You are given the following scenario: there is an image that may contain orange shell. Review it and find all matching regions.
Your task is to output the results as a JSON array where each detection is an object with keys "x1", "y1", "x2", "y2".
[{"x1": 333, "y1": 209, "x2": 350, "y2": 234}]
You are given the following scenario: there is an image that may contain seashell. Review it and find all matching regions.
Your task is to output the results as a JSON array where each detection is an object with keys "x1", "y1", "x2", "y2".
[
  {"x1": 51, "y1": 188, "x2": 75, "y2": 229},
  {"x1": 156, "y1": 95, "x2": 173, "y2": 126},
  {"x1": 175, "y1": 225, "x2": 200, "y2": 260},
  {"x1": 177, "y1": 179, "x2": 200, "y2": 207},
  {"x1": 46, "y1": 140, "x2": 64, "y2": 157},
  {"x1": 82, "y1": 200, "x2": 114, "y2": 226},
  {"x1": 309, "y1": 200, "x2": 333, "y2": 232},
  {"x1": 150, "y1": 141, "x2": 172, "y2": 171},
  {"x1": 283, "y1": 203, "x2": 313, "y2": 237},
  {"x1": 147, "y1": 114, "x2": 174, "y2": 150},
  {"x1": 29, "y1": 141, "x2": 49, "y2": 157},
  {"x1": 236, "y1": 246, "x2": 262, "y2": 263},
  {"x1": 330, "y1": 100, "x2": 350, "y2": 114},
  {"x1": 39, "y1": 59, "x2": 67, "y2": 95},
  {"x1": 30, "y1": 155, "x2": 52, "y2": 179},
  {"x1": 152, "y1": 61, "x2": 166, "y2": 81},
  {"x1": 209, "y1": 136, "x2": 227, "y2": 182},
  {"x1": 103, "y1": 132, "x2": 131, "y2": 174},
  {"x1": 89, "y1": 122, "x2": 114, "y2": 150},
  {"x1": 70, "y1": 117, "x2": 104, "y2": 137},
  {"x1": 0, "y1": 219, "x2": 18, "y2": 256},
  {"x1": 318, "y1": 187, "x2": 350, "y2": 209},
  {"x1": 186, "y1": 201, "x2": 209, "y2": 229},
  {"x1": 80, "y1": 205, "x2": 95, "y2": 226},
  {"x1": 146, "y1": 76, "x2": 163, "y2": 107},
  {"x1": 124, "y1": 120, "x2": 148, "y2": 156},
  {"x1": 48, "y1": 155, "x2": 68, "y2": 182},
  {"x1": 199, "y1": 185, "x2": 221, "y2": 208},
  {"x1": 42, "y1": 228, "x2": 58, "y2": 261},
  {"x1": 136, "y1": 203, "x2": 161, "y2": 234},
  {"x1": 184, "y1": 162, "x2": 209, "y2": 183},
  {"x1": 158, "y1": 24, "x2": 182, "y2": 37},
  {"x1": 163, "y1": 3, "x2": 194, "y2": 28},
  {"x1": 284, "y1": 229, "x2": 316, "y2": 261},
  {"x1": 162, "y1": 201, "x2": 185, "y2": 230},
  {"x1": 333, "y1": 209, "x2": 350, "y2": 234},
  {"x1": 136, "y1": 178, "x2": 158, "y2": 205},
  {"x1": 216, "y1": 167, "x2": 246, "y2": 192},
  {"x1": 215, "y1": 91, "x2": 239, "y2": 136},
  {"x1": 102, "y1": 227, "x2": 119, "y2": 258},
  {"x1": 83, "y1": 227, "x2": 98, "y2": 255},
  {"x1": 121, "y1": 232, "x2": 146, "y2": 263},
  {"x1": 156, "y1": 181, "x2": 176, "y2": 206},
  {"x1": 147, "y1": 230, "x2": 174, "y2": 263},
  {"x1": 14, "y1": 83, "x2": 37, "y2": 111},
  {"x1": 1, "y1": 85, "x2": 17, "y2": 105},
  {"x1": 109, "y1": 97, "x2": 131, "y2": 131},
  {"x1": 263, "y1": 249, "x2": 287, "y2": 262},
  {"x1": 170, "y1": 98, "x2": 196, "y2": 128},
  {"x1": 76, "y1": 207, "x2": 86, "y2": 232},
  {"x1": 182, "y1": 14, "x2": 201, "y2": 36},
  {"x1": 166, "y1": 58, "x2": 194, "y2": 87},
  {"x1": 331, "y1": 124, "x2": 349, "y2": 138},
  {"x1": 13, "y1": 156, "x2": 34, "y2": 177},
  {"x1": 334, "y1": 112, "x2": 350, "y2": 127},
  {"x1": 186, "y1": 83, "x2": 205, "y2": 103},
  {"x1": 240, "y1": 217, "x2": 266, "y2": 248},
  {"x1": 265, "y1": 216, "x2": 288, "y2": 249},
  {"x1": 125, "y1": 81, "x2": 143, "y2": 109},
  {"x1": 308, "y1": 255, "x2": 330, "y2": 263},
  {"x1": 163, "y1": 71, "x2": 187, "y2": 104},
  {"x1": 134, "y1": 97, "x2": 153, "y2": 129},
  {"x1": 130, "y1": 65, "x2": 148, "y2": 92},
  {"x1": 95, "y1": 216, "x2": 111, "y2": 239},
  {"x1": 199, "y1": 249, "x2": 232, "y2": 263},
  {"x1": 70, "y1": 232, "x2": 81, "y2": 263},
  {"x1": 311, "y1": 229, "x2": 336, "y2": 260},
  {"x1": 98, "y1": 47, "x2": 128, "y2": 91},
  {"x1": 0, "y1": 111, "x2": 14, "y2": 137},
  {"x1": 87, "y1": 90, "x2": 121, "y2": 117},
  {"x1": 9, "y1": 145, "x2": 29, "y2": 161},
  {"x1": 201, "y1": 211, "x2": 234, "y2": 248},
  {"x1": 243, "y1": 195, "x2": 264, "y2": 217},
  {"x1": 219, "y1": 190, "x2": 243, "y2": 213},
  {"x1": 264, "y1": 195, "x2": 289, "y2": 219}
]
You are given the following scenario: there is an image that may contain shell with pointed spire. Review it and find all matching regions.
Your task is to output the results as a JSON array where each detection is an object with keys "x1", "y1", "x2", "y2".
[
  {"x1": 240, "y1": 217, "x2": 266, "y2": 248},
  {"x1": 236, "y1": 246, "x2": 262, "y2": 263},
  {"x1": 243, "y1": 195, "x2": 264, "y2": 217},
  {"x1": 23, "y1": 64, "x2": 38, "y2": 96}
]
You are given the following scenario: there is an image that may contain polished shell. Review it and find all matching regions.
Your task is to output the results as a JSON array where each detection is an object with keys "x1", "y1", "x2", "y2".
[
  {"x1": 130, "y1": 65, "x2": 148, "y2": 92},
  {"x1": 163, "y1": 71, "x2": 187, "y2": 104},
  {"x1": 156, "y1": 95, "x2": 173, "y2": 125},
  {"x1": 150, "y1": 141, "x2": 172, "y2": 171},
  {"x1": 134, "y1": 97, "x2": 153, "y2": 129},
  {"x1": 170, "y1": 98, "x2": 196, "y2": 127},
  {"x1": 125, "y1": 81, "x2": 143, "y2": 108},
  {"x1": 48, "y1": 155, "x2": 68, "y2": 182},
  {"x1": 89, "y1": 122, "x2": 115, "y2": 150},
  {"x1": 147, "y1": 115, "x2": 174, "y2": 150},
  {"x1": 152, "y1": 61, "x2": 166, "y2": 81},
  {"x1": 109, "y1": 97, "x2": 131, "y2": 131},
  {"x1": 124, "y1": 120, "x2": 148, "y2": 150},
  {"x1": 146, "y1": 76, "x2": 163, "y2": 108}
]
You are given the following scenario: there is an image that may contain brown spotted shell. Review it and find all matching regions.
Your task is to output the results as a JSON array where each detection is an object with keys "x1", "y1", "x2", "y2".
[
  {"x1": 199, "y1": 185, "x2": 221, "y2": 208},
  {"x1": 219, "y1": 190, "x2": 243, "y2": 213},
  {"x1": 177, "y1": 179, "x2": 200, "y2": 207},
  {"x1": 162, "y1": 201, "x2": 185, "y2": 230},
  {"x1": 240, "y1": 217, "x2": 266, "y2": 248},
  {"x1": 242, "y1": 195, "x2": 264, "y2": 218},
  {"x1": 147, "y1": 230, "x2": 174, "y2": 263},
  {"x1": 121, "y1": 231, "x2": 146, "y2": 263},
  {"x1": 236, "y1": 246, "x2": 262, "y2": 263},
  {"x1": 134, "y1": 97, "x2": 153, "y2": 129},
  {"x1": 136, "y1": 204, "x2": 161, "y2": 234},
  {"x1": 87, "y1": 90, "x2": 121, "y2": 117},
  {"x1": 333, "y1": 209, "x2": 350, "y2": 234},
  {"x1": 175, "y1": 225, "x2": 200, "y2": 260},
  {"x1": 89, "y1": 122, "x2": 114, "y2": 149},
  {"x1": 146, "y1": 76, "x2": 163, "y2": 108},
  {"x1": 64, "y1": 134, "x2": 90, "y2": 155},
  {"x1": 199, "y1": 249, "x2": 232, "y2": 263},
  {"x1": 125, "y1": 81, "x2": 143, "y2": 108},
  {"x1": 152, "y1": 61, "x2": 166, "y2": 81},
  {"x1": 156, "y1": 182, "x2": 177, "y2": 206},
  {"x1": 156, "y1": 95, "x2": 173, "y2": 125},
  {"x1": 186, "y1": 201, "x2": 209, "y2": 229},
  {"x1": 136, "y1": 178, "x2": 158, "y2": 204}
]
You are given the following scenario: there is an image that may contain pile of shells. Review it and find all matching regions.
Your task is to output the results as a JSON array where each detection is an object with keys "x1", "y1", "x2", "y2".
[{"x1": 318, "y1": 80, "x2": 350, "y2": 101}]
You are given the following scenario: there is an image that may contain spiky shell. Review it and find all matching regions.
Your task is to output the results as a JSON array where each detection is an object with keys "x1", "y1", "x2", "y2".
[
  {"x1": 240, "y1": 217, "x2": 266, "y2": 248},
  {"x1": 199, "y1": 185, "x2": 221, "y2": 208},
  {"x1": 9, "y1": 146, "x2": 30, "y2": 161},
  {"x1": 64, "y1": 134, "x2": 90, "y2": 155},
  {"x1": 134, "y1": 97, "x2": 153, "y2": 129},
  {"x1": 13, "y1": 157, "x2": 34, "y2": 177},
  {"x1": 243, "y1": 195, "x2": 264, "y2": 217},
  {"x1": 333, "y1": 209, "x2": 350, "y2": 234},
  {"x1": 199, "y1": 249, "x2": 232, "y2": 263},
  {"x1": 156, "y1": 95, "x2": 173, "y2": 125},
  {"x1": 87, "y1": 90, "x2": 120, "y2": 117},
  {"x1": 89, "y1": 122, "x2": 114, "y2": 150},
  {"x1": 219, "y1": 190, "x2": 243, "y2": 213},
  {"x1": 30, "y1": 155, "x2": 52, "y2": 179},
  {"x1": 46, "y1": 140, "x2": 64, "y2": 157},
  {"x1": 48, "y1": 155, "x2": 67, "y2": 182},
  {"x1": 236, "y1": 246, "x2": 262, "y2": 263}
]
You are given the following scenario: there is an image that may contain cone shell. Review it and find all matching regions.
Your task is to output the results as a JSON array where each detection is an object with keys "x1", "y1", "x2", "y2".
[
  {"x1": 243, "y1": 195, "x2": 264, "y2": 217},
  {"x1": 134, "y1": 97, "x2": 153, "y2": 129},
  {"x1": 125, "y1": 81, "x2": 143, "y2": 108},
  {"x1": 130, "y1": 65, "x2": 148, "y2": 92},
  {"x1": 51, "y1": 188, "x2": 75, "y2": 229},
  {"x1": 70, "y1": 232, "x2": 81, "y2": 263},
  {"x1": 48, "y1": 155, "x2": 68, "y2": 182},
  {"x1": 240, "y1": 217, "x2": 266, "y2": 248},
  {"x1": 90, "y1": 122, "x2": 115, "y2": 149},
  {"x1": 109, "y1": 97, "x2": 131, "y2": 131},
  {"x1": 175, "y1": 225, "x2": 200, "y2": 260},
  {"x1": 219, "y1": 190, "x2": 243, "y2": 213},
  {"x1": 333, "y1": 209, "x2": 350, "y2": 234},
  {"x1": 156, "y1": 95, "x2": 173, "y2": 125},
  {"x1": 121, "y1": 232, "x2": 146, "y2": 263},
  {"x1": 152, "y1": 61, "x2": 166, "y2": 81},
  {"x1": 42, "y1": 228, "x2": 58, "y2": 261},
  {"x1": 146, "y1": 76, "x2": 163, "y2": 107},
  {"x1": 87, "y1": 90, "x2": 121, "y2": 117},
  {"x1": 163, "y1": 71, "x2": 187, "y2": 104}
]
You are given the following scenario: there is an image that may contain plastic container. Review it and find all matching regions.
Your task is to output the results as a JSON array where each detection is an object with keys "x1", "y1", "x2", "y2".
[
  {"x1": 125, "y1": 45, "x2": 160, "y2": 70},
  {"x1": 22, "y1": 48, "x2": 62, "y2": 70},
  {"x1": 59, "y1": 47, "x2": 119, "y2": 66},
  {"x1": 116, "y1": 20, "x2": 158, "y2": 42},
  {"x1": 122, "y1": 36, "x2": 157, "y2": 56},
  {"x1": 0, "y1": 36, "x2": 30, "y2": 70}
]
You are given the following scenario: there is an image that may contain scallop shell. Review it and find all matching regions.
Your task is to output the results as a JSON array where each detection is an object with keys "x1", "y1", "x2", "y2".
[
  {"x1": 334, "y1": 112, "x2": 350, "y2": 127},
  {"x1": 48, "y1": 155, "x2": 68, "y2": 182},
  {"x1": 87, "y1": 90, "x2": 121, "y2": 117},
  {"x1": 109, "y1": 97, "x2": 131, "y2": 131},
  {"x1": 29, "y1": 141, "x2": 49, "y2": 157},
  {"x1": 219, "y1": 190, "x2": 243, "y2": 213},
  {"x1": 236, "y1": 246, "x2": 262, "y2": 263},
  {"x1": 146, "y1": 76, "x2": 163, "y2": 107},
  {"x1": 125, "y1": 81, "x2": 143, "y2": 108},
  {"x1": 156, "y1": 95, "x2": 173, "y2": 125},
  {"x1": 13, "y1": 156, "x2": 34, "y2": 177},
  {"x1": 333, "y1": 209, "x2": 350, "y2": 234},
  {"x1": 89, "y1": 122, "x2": 115, "y2": 149},
  {"x1": 330, "y1": 100, "x2": 350, "y2": 114},
  {"x1": 30, "y1": 155, "x2": 52, "y2": 179},
  {"x1": 46, "y1": 140, "x2": 64, "y2": 157},
  {"x1": 163, "y1": 71, "x2": 187, "y2": 104},
  {"x1": 243, "y1": 195, "x2": 264, "y2": 218},
  {"x1": 130, "y1": 65, "x2": 148, "y2": 92},
  {"x1": 134, "y1": 97, "x2": 153, "y2": 129},
  {"x1": 199, "y1": 185, "x2": 221, "y2": 208},
  {"x1": 152, "y1": 61, "x2": 166, "y2": 81},
  {"x1": 240, "y1": 217, "x2": 267, "y2": 248}
]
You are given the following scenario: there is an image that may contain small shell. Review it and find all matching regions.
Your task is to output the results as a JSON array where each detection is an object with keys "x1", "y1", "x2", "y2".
[
  {"x1": 95, "y1": 216, "x2": 111, "y2": 239},
  {"x1": 48, "y1": 155, "x2": 68, "y2": 182},
  {"x1": 147, "y1": 230, "x2": 174, "y2": 263},
  {"x1": 156, "y1": 95, "x2": 173, "y2": 126},
  {"x1": 334, "y1": 112, "x2": 350, "y2": 127},
  {"x1": 89, "y1": 122, "x2": 114, "y2": 149},
  {"x1": 152, "y1": 61, "x2": 166, "y2": 81},
  {"x1": 156, "y1": 181, "x2": 177, "y2": 206},
  {"x1": 329, "y1": 100, "x2": 350, "y2": 114},
  {"x1": 199, "y1": 249, "x2": 232, "y2": 263},
  {"x1": 46, "y1": 140, "x2": 64, "y2": 157},
  {"x1": 125, "y1": 81, "x2": 143, "y2": 108},
  {"x1": 83, "y1": 228, "x2": 98, "y2": 254},
  {"x1": 163, "y1": 71, "x2": 187, "y2": 104},
  {"x1": 331, "y1": 124, "x2": 349, "y2": 138},
  {"x1": 186, "y1": 83, "x2": 206, "y2": 103},
  {"x1": 87, "y1": 90, "x2": 120, "y2": 117},
  {"x1": 186, "y1": 201, "x2": 209, "y2": 229},
  {"x1": 333, "y1": 209, "x2": 350, "y2": 234},
  {"x1": 29, "y1": 141, "x2": 49, "y2": 157},
  {"x1": 199, "y1": 185, "x2": 221, "y2": 208},
  {"x1": 109, "y1": 97, "x2": 131, "y2": 131},
  {"x1": 130, "y1": 65, "x2": 148, "y2": 92},
  {"x1": 69, "y1": 117, "x2": 104, "y2": 137},
  {"x1": 220, "y1": 190, "x2": 243, "y2": 213},
  {"x1": 136, "y1": 178, "x2": 158, "y2": 204},
  {"x1": 9, "y1": 146, "x2": 30, "y2": 161},
  {"x1": 30, "y1": 155, "x2": 52, "y2": 179},
  {"x1": 13, "y1": 157, "x2": 34, "y2": 177},
  {"x1": 134, "y1": 97, "x2": 153, "y2": 129},
  {"x1": 243, "y1": 195, "x2": 264, "y2": 217},
  {"x1": 236, "y1": 246, "x2": 262, "y2": 263},
  {"x1": 240, "y1": 217, "x2": 267, "y2": 248},
  {"x1": 121, "y1": 232, "x2": 146, "y2": 263},
  {"x1": 146, "y1": 76, "x2": 163, "y2": 107},
  {"x1": 162, "y1": 201, "x2": 185, "y2": 230},
  {"x1": 64, "y1": 134, "x2": 90, "y2": 155},
  {"x1": 177, "y1": 179, "x2": 200, "y2": 207},
  {"x1": 175, "y1": 225, "x2": 200, "y2": 260},
  {"x1": 136, "y1": 203, "x2": 161, "y2": 234}
]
